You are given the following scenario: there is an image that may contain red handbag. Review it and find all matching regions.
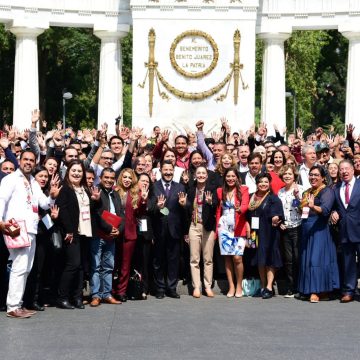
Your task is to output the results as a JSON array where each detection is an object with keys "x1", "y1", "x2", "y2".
[{"x1": 97, "y1": 210, "x2": 122, "y2": 241}]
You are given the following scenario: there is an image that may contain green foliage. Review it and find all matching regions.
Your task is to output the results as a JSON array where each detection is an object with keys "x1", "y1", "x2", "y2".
[
  {"x1": 285, "y1": 30, "x2": 331, "y2": 133},
  {"x1": 37, "y1": 27, "x2": 101, "y2": 129},
  {"x1": 123, "y1": 83, "x2": 132, "y2": 127},
  {"x1": 0, "y1": 25, "x2": 15, "y2": 125}
]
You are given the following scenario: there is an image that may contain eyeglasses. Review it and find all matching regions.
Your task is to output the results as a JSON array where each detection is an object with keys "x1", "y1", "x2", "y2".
[
  {"x1": 309, "y1": 173, "x2": 321, "y2": 177},
  {"x1": 101, "y1": 157, "x2": 114, "y2": 161}
]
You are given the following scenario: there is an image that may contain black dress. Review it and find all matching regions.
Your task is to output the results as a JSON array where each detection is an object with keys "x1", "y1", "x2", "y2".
[{"x1": 247, "y1": 194, "x2": 284, "y2": 268}]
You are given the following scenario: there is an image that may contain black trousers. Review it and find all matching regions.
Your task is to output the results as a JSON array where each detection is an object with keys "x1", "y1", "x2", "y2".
[
  {"x1": 153, "y1": 223, "x2": 180, "y2": 292},
  {"x1": 58, "y1": 235, "x2": 89, "y2": 301},
  {"x1": 0, "y1": 235, "x2": 9, "y2": 307},
  {"x1": 280, "y1": 226, "x2": 301, "y2": 293},
  {"x1": 132, "y1": 235, "x2": 152, "y2": 293},
  {"x1": 24, "y1": 233, "x2": 48, "y2": 305}
]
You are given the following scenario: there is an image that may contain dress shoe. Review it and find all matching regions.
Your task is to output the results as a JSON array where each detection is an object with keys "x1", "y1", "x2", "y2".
[
  {"x1": 73, "y1": 299, "x2": 85, "y2": 309},
  {"x1": 205, "y1": 288, "x2": 214, "y2": 298},
  {"x1": 155, "y1": 291, "x2": 165, "y2": 299},
  {"x1": 340, "y1": 294, "x2": 354, "y2": 303},
  {"x1": 57, "y1": 300, "x2": 75, "y2": 310},
  {"x1": 22, "y1": 308, "x2": 37, "y2": 316},
  {"x1": 310, "y1": 294, "x2": 319, "y2": 303},
  {"x1": 90, "y1": 297, "x2": 101, "y2": 307},
  {"x1": 166, "y1": 290, "x2": 180, "y2": 299},
  {"x1": 7, "y1": 308, "x2": 31, "y2": 319},
  {"x1": 103, "y1": 296, "x2": 121, "y2": 305},
  {"x1": 192, "y1": 288, "x2": 201, "y2": 298},
  {"x1": 29, "y1": 302, "x2": 45, "y2": 311},
  {"x1": 262, "y1": 288, "x2": 273, "y2": 299}
]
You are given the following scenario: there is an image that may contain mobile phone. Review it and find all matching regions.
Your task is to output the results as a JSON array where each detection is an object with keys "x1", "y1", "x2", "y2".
[
  {"x1": 115, "y1": 115, "x2": 121, "y2": 126},
  {"x1": 343, "y1": 140, "x2": 349, "y2": 147}
]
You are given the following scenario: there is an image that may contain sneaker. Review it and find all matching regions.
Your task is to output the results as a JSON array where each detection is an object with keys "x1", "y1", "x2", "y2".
[{"x1": 284, "y1": 290, "x2": 295, "y2": 298}]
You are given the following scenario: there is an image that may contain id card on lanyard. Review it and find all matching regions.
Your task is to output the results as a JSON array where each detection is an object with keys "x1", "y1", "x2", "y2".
[{"x1": 81, "y1": 206, "x2": 90, "y2": 221}]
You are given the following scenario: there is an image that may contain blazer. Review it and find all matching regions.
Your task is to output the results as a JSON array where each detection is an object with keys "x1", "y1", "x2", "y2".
[
  {"x1": 122, "y1": 191, "x2": 147, "y2": 241},
  {"x1": 153, "y1": 180, "x2": 186, "y2": 239},
  {"x1": 185, "y1": 182, "x2": 218, "y2": 233},
  {"x1": 55, "y1": 184, "x2": 97, "y2": 236},
  {"x1": 215, "y1": 185, "x2": 249, "y2": 238},
  {"x1": 333, "y1": 178, "x2": 360, "y2": 243},
  {"x1": 95, "y1": 184, "x2": 125, "y2": 235}
]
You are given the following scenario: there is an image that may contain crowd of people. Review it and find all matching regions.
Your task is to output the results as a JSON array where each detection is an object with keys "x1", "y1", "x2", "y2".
[{"x1": 0, "y1": 110, "x2": 360, "y2": 319}]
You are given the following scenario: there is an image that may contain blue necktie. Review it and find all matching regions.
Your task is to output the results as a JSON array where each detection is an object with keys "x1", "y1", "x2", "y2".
[{"x1": 164, "y1": 183, "x2": 170, "y2": 198}]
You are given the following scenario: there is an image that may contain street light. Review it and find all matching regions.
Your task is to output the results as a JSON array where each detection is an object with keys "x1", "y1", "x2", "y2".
[
  {"x1": 62, "y1": 91, "x2": 73, "y2": 130},
  {"x1": 285, "y1": 91, "x2": 296, "y2": 132}
]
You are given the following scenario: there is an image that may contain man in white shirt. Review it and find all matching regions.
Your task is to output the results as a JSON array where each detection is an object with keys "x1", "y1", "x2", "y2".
[
  {"x1": 298, "y1": 145, "x2": 317, "y2": 190},
  {"x1": 0, "y1": 150, "x2": 57, "y2": 318}
]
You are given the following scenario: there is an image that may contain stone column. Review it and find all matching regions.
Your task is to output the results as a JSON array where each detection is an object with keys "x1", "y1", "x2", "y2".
[
  {"x1": 10, "y1": 26, "x2": 45, "y2": 130},
  {"x1": 94, "y1": 26, "x2": 129, "y2": 135},
  {"x1": 342, "y1": 31, "x2": 360, "y2": 134},
  {"x1": 258, "y1": 33, "x2": 291, "y2": 137}
]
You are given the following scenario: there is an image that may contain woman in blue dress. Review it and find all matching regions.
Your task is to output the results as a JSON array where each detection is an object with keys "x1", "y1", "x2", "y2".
[{"x1": 298, "y1": 165, "x2": 339, "y2": 303}]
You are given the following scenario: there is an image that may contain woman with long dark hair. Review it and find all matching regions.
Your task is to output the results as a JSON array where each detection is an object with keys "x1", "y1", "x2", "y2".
[
  {"x1": 56, "y1": 160, "x2": 100, "y2": 309},
  {"x1": 247, "y1": 173, "x2": 284, "y2": 299},
  {"x1": 216, "y1": 167, "x2": 249, "y2": 298}
]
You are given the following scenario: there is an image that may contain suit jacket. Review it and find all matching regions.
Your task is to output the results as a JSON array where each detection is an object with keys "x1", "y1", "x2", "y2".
[
  {"x1": 216, "y1": 185, "x2": 249, "y2": 238},
  {"x1": 333, "y1": 178, "x2": 360, "y2": 243},
  {"x1": 55, "y1": 184, "x2": 97, "y2": 236},
  {"x1": 153, "y1": 180, "x2": 186, "y2": 239},
  {"x1": 185, "y1": 182, "x2": 218, "y2": 233},
  {"x1": 95, "y1": 185, "x2": 125, "y2": 235}
]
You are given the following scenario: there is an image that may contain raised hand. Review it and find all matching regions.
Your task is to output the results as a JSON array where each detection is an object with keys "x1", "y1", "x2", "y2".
[
  {"x1": 195, "y1": 120, "x2": 204, "y2": 132},
  {"x1": 157, "y1": 194, "x2": 166, "y2": 209},
  {"x1": 41, "y1": 119, "x2": 47, "y2": 129},
  {"x1": 56, "y1": 120, "x2": 62, "y2": 131},
  {"x1": 161, "y1": 129, "x2": 171, "y2": 143},
  {"x1": 37, "y1": 133, "x2": 46, "y2": 151},
  {"x1": 90, "y1": 186, "x2": 101, "y2": 201},
  {"x1": 140, "y1": 184, "x2": 149, "y2": 201},
  {"x1": 50, "y1": 204, "x2": 59, "y2": 219},
  {"x1": 204, "y1": 191, "x2": 213, "y2": 205},
  {"x1": 0, "y1": 135, "x2": 9, "y2": 149},
  {"x1": 49, "y1": 174, "x2": 62, "y2": 199},
  {"x1": 181, "y1": 170, "x2": 189, "y2": 184},
  {"x1": 307, "y1": 193, "x2": 315, "y2": 209},
  {"x1": 53, "y1": 131, "x2": 64, "y2": 147},
  {"x1": 178, "y1": 191, "x2": 187, "y2": 207},
  {"x1": 296, "y1": 127, "x2": 304, "y2": 140},
  {"x1": 31, "y1": 109, "x2": 40, "y2": 127}
]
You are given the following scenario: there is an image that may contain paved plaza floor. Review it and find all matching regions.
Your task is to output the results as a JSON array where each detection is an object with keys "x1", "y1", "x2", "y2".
[{"x1": 1, "y1": 295, "x2": 360, "y2": 360}]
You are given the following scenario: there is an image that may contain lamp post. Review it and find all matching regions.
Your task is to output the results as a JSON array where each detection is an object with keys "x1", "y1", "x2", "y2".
[
  {"x1": 285, "y1": 91, "x2": 296, "y2": 132},
  {"x1": 62, "y1": 92, "x2": 73, "y2": 130}
]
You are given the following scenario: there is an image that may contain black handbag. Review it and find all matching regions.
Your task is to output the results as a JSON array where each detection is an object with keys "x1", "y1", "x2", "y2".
[
  {"x1": 51, "y1": 226, "x2": 63, "y2": 249},
  {"x1": 127, "y1": 270, "x2": 145, "y2": 300}
]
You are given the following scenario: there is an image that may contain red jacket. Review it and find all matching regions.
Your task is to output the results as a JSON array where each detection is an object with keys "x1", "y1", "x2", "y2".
[
  {"x1": 124, "y1": 193, "x2": 146, "y2": 240},
  {"x1": 216, "y1": 186, "x2": 249, "y2": 238}
]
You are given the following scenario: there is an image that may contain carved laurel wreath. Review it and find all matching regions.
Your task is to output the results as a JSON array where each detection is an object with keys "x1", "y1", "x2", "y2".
[{"x1": 169, "y1": 30, "x2": 219, "y2": 79}]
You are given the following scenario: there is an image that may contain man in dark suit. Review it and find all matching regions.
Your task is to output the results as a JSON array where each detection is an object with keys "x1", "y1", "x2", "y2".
[
  {"x1": 331, "y1": 159, "x2": 360, "y2": 303},
  {"x1": 152, "y1": 160, "x2": 187, "y2": 299}
]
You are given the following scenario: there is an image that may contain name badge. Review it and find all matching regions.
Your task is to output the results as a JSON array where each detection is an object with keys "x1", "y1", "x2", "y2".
[
  {"x1": 301, "y1": 207, "x2": 310, "y2": 219},
  {"x1": 160, "y1": 207, "x2": 169, "y2": 216},
  {"x1": 41, "y1": 214, "x2": 54, "y2": 230},
  {"x1": 139, "y1": 219, "x2": 148, "y2": 232},
  {"x1": 251, "y1": 217, "x2": 259, "y2": 230},
  {"x1": 81, "y1": 206, "x2": 90, "y2": 221}
]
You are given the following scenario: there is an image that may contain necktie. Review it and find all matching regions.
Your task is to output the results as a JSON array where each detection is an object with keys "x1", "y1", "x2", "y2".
[
  {"x1": 345, "y1": 182, "x2": 350, "y2": 205},
  {"x1": 164, "y1": 183, "x2": 170, "y2": 198}
]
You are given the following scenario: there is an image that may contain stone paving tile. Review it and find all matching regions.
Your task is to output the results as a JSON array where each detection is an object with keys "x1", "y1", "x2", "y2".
[{"x1": 1, "y1": 296, "x2": 360, "y2": 360}]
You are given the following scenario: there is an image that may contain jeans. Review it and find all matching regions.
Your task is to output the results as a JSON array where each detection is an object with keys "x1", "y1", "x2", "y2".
[{"x1": 90, "y1": 238, "x2": 115, "y2": 299}]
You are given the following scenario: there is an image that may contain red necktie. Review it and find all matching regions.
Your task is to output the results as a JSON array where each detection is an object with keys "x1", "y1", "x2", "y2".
[{"x1": 345, "y1": 182, "x2": 350, "y2": 205}]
